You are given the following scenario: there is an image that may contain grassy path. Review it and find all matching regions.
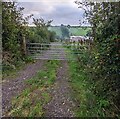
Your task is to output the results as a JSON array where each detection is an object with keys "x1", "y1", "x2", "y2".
[
  {"x1": 3, "y1": 43, "x2": 77, "y2": 117},
  {"x1": 4, "y1": 60, "x2": 76, "y2": 117}
]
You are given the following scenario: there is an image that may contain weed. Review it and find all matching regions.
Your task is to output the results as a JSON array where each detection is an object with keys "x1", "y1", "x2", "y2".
[{"x1": 29, "y1": 103, "x2": 43, "y2": 117}]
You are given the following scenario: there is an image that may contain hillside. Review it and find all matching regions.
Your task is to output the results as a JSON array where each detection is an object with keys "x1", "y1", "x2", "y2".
[{"x1": 48, "y1": 26, "x2": 91, "y2": 38}]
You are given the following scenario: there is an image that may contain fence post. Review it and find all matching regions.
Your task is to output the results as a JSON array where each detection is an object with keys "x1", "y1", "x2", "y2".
[
  {"x1": 41, "y1": 44, "x2": 42, "y2": 53},
  {"x1": 22, "y1": 35, "x2": 27, "y2": 56}
]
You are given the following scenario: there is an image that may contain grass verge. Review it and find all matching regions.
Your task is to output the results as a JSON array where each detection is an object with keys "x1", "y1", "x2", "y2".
[
  {"x1": 67, "y1": 45, "x2": 105, "y2": 117},
  {"x1": 5, "y1": 60, "x2": 60, "y2": 117},
  {"x1": 68, "y1": 60, "x2": 99, "y2": 117},
  {"x1": 67, "y1": 45, "x2": 111, "y2": 117}
]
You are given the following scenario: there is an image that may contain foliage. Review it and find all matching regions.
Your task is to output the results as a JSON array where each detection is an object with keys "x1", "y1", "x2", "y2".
[
  {"x1": 29, "y1": 18, "x2": 55, "y2": 43},
  {"x1": 75, "y1": 1, "x2": 120, "y2": 116},
  {"x1": 60, "y1": 24, "x2": 70, "y2": 39},
  {"x1": 23, "y1": 56, "x2": 35, "y2": 63},
  {"x1": 68, "y1": 53, "x2": 100, "y2": 117},
  {"x1": 67, "y1": 44, "x2": 119, "y2": 117},
  {"x1": 49, "y1": 31, "x2": 56, "y2": 42},
  {"x1": 2, "y1": 2, "x2": 33, "y2": 70},
  {"x1": 2, "y1": 2, "x2": 56, "y2": 73},
  {"x1": 27, "y1": 27, "x2": 43, "y2": 43}
]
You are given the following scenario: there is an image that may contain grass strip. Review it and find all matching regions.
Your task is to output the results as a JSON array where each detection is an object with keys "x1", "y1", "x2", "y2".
[{"x1": 68, "y1": 60, "x2": 99, "y2": 117}]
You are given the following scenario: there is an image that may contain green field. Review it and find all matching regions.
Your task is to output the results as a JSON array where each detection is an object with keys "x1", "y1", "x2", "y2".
[
  {"x1": 69, "y1": 27, "x2": 91, "y2": 36},
  {"x1": 48, "y1": 26, "x2": 91, "y2": 38}
]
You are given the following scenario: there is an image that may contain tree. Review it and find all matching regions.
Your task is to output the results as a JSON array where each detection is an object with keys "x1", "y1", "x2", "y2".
[
  {"x1": 33, "y1": 18, "x2": 55, "y2": 43},
  {"x1": 49, "y1": 31, "x2": 56, "y2": 42},
  {"x1": 60, "y1": 24, "x2": 70, "y2": 39},
  {"x1": 2, "y1": 2, "x2": 32, "y2": 68},
  {"x1": 67, "y1": 24, "x2": 71, "y2": 28}
]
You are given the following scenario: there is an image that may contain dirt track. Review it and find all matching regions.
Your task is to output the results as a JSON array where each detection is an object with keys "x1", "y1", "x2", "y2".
[
  {"x1": 44, "y1": 61, "x2": 75, "y2": 117},
  {"x1": 2, "y1": 60, "x2": 45, "y2": 114},
  {"x1": 2, "y1": 42, "x2": 75, "y2": 117}
]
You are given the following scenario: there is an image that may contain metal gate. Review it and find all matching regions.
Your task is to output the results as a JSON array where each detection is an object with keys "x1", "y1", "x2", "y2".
[{"x1": 26, "y1": 42, "x2": 76, "y2": 60}]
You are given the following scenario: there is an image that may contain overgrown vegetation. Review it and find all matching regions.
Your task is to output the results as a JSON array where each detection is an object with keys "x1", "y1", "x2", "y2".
[
  {"x1": 69, "y1": 58, "x2": 97, "y2": 117},
  {"x1": 2, "y1": 2, "x2": 56, "y2": 76},
  {"x1": 29, "y1": 18, "x2": 56, "y2": 43},
  {"x1": 4, "y1": 60, "x2": 60, "y2": 117},
  {"x1": 2, "y1": 1, "x2": 120, "y2": 117},
  {"x1": 68, "y1": 47, "x2": 116, "y2": 117},
  {"x1": 2, "y1": 2, "x2": 30, "y2": 72},
  {"x1": 68, "y1": 1, "x2": 120, "y2": 117}
]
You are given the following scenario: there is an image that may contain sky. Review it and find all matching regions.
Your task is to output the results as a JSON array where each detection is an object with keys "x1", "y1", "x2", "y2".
[{"x1": 17, "y1": 0, "x2": 88, "y2": 26}]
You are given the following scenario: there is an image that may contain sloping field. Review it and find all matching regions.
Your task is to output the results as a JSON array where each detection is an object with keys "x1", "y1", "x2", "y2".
[
  {"x1": 48, "y1": 26, "x2": 91, "y2": 37},
  {"x1": 69, "y1": 27, "x2": 91, "y2": 36}
]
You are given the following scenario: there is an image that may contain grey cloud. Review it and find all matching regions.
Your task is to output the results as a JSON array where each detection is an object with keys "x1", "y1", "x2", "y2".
[
  {"x1": 40, "y1": 5, "x2": 84, "y2": 25},
  {"x1": 18, "y1": 2, "x2": 50, "y2": 15},
  {"x1": 19, "y1": 2, "x2": 86, "y2": 25}
]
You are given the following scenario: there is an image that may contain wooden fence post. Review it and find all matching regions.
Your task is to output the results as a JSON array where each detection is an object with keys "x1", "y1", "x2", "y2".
[{"x1": 22, "y1": 35, "x2": 27, "y2": 56}]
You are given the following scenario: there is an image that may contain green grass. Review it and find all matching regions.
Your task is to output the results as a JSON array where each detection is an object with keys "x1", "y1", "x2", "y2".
[
  {"x1": 69, "y1": 27, "x2": 91, "y2": 36},
  {"x1": 6, "y1": 60, "x2": 60, "y2": 117},
  {"x1": 68, "y1": 60, "x2": 98, "y2": 117}
]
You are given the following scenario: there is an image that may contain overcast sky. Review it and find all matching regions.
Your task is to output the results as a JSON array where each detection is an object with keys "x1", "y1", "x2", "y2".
[{"x1": 17, "y1": 0, "x2": 87, "y2": 26}]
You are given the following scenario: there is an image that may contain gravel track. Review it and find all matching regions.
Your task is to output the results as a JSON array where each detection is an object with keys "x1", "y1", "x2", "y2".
[
  {"x1": 2, "y1": 42, "x2": 75, "y2": 117},
  {"x1": 2, "y1": 60, "x2": 45, "y2": 114},
  {"x1": 44, "y1": 61, "x2": 75, "y2": 117}
]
